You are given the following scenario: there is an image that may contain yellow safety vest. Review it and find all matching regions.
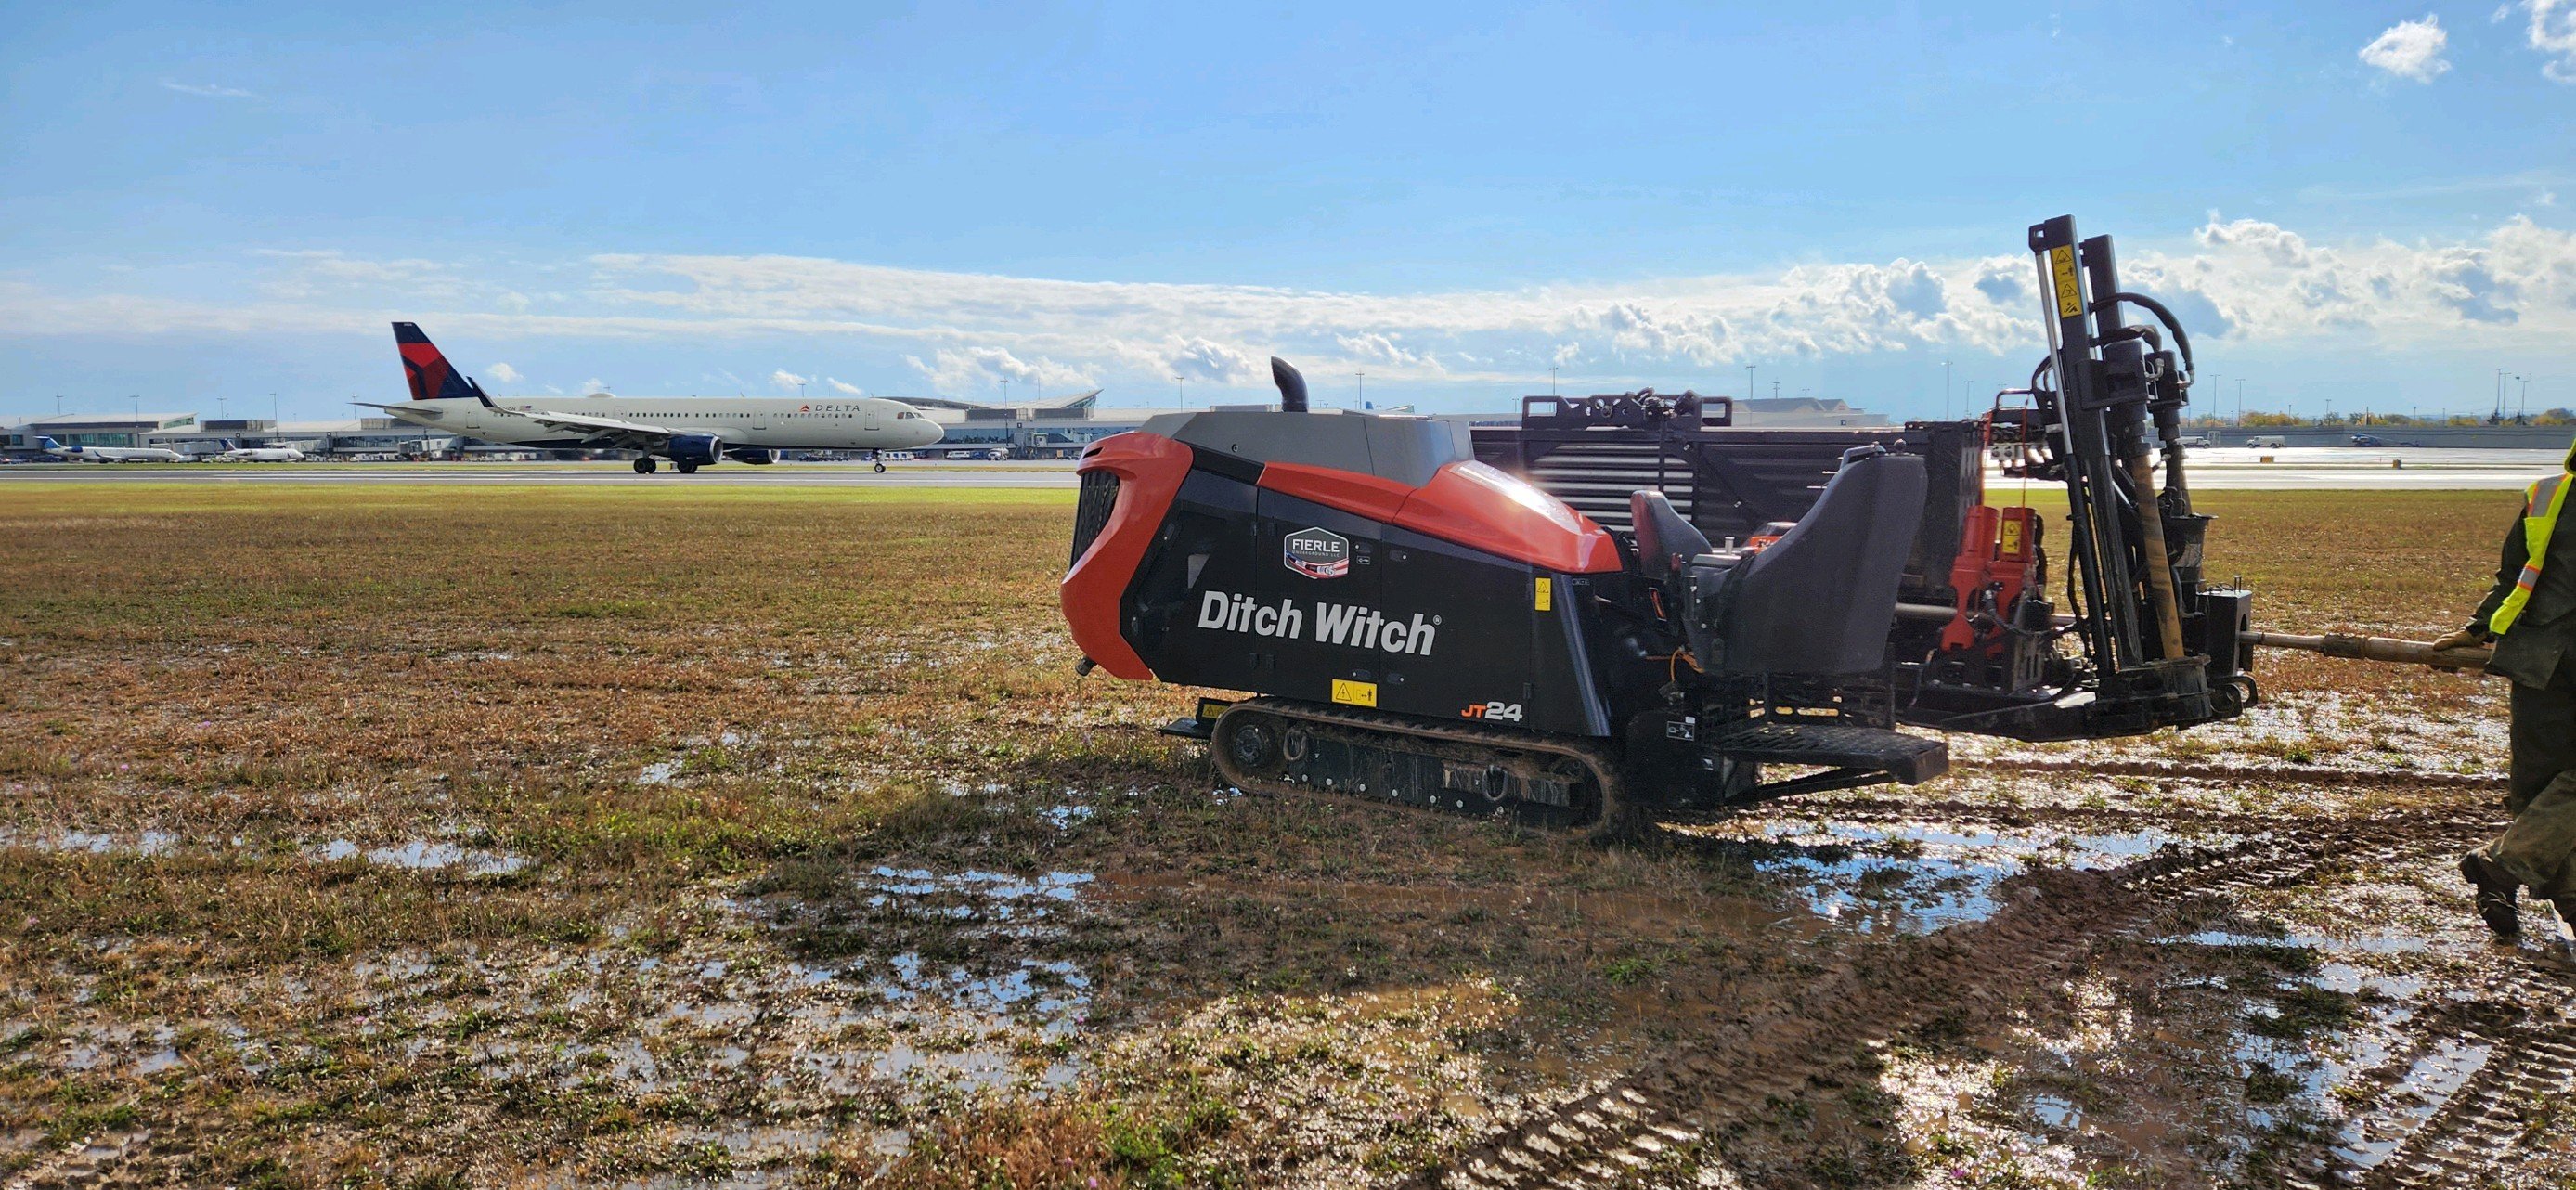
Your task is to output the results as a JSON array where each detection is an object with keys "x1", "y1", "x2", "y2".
[{"x1": 2492, "y1": 471, "x2": 2574, "y2": 635}]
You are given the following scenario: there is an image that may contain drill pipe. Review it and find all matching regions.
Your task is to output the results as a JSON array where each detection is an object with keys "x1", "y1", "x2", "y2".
[{"x1": 2241, "y1": 630, "x2": 2493, "y2": 672}]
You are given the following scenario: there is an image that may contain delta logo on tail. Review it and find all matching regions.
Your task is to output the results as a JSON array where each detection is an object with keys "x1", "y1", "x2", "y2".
[{"x1": 394, "y1": 322, "x2": 493, "y2": 406}]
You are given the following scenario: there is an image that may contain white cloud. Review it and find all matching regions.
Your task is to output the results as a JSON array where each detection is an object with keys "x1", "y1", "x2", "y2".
[
  {"x1": 770, "y1": 369, "x2": 809, "y2": 392},
  {"x1": 577, "y1": 378, "x2": 607, "y2": 394},
  {"x1": 904, "y1": 347, "x2": 1092, "y2": 395},
  {"x1": 2530, "y1": 0, "x2": 2576, "y2": 80},
  {"x1": 160, "y1": 80, "x2": 255, "y2": 99},
  {"x1": 7, "y1": 215, "x2": 2576, "y2": 396},
  {"x1": 826, "y1": 377, "x2": 862, "y2": 395},
  {"x1": 485, "y1": 363, "x2": 523, "y2": 384},
  {"x1": 2360, "y1": 16, "x2": 2451, "y2": 82}
]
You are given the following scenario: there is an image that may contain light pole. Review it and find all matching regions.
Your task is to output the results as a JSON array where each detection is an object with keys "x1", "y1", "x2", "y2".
[
  {"x1": 1354, "y1": 371, "x2": 1365, "y2": 410},
  {"x1": 1549, "y1": 366, "x2": 1560, "y2": 395},
  {"x1": 1942, "y1": 359, "x2": 1951, "y2": 420},
  {"x1": 1173, "y1": 376, "x2": 1184, "y2": 407},
  {"x1": 2236, "y1": 379, "x2": 2245, "y2": 427},
  {"x1": 269, "y1": 393, "x2": 278, "y2": 425},
  {"x1": 1745, "y1": 364, "x2": 1756, "y2": 406}
]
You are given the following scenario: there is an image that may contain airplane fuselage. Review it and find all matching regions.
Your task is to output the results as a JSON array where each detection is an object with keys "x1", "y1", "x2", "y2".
[
  {"x1": 379, "y1": 396, "x2": 943, "y2": 453},
  {"x1": 46, "y1": 446, "x2": 188, "y2": 462}
]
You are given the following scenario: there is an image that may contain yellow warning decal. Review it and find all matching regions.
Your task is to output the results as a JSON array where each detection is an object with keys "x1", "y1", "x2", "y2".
[
  {"x1": 1534, "y1": 576, "x2": 1554, "y2": 612},
  {"x1": 1330, "y1": 679, "x2": 1378, "y2": 707},
  {"x1": 1999, "y1": 518, "x2": 2025, "y2": 555},
  {"x1": 2049, "y1": 244, "x2": 2082, "y2": 319}
]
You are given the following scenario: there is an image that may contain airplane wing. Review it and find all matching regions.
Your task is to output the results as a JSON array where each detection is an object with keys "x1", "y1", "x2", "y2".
[{"x1": 511, "y1": 407, "x2": 684, "y2": 449}]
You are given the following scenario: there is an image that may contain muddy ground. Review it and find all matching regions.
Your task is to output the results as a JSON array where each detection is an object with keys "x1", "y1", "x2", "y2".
[{"x1": 0, "y1": 484, "x2": 2568, "y2": 1188}]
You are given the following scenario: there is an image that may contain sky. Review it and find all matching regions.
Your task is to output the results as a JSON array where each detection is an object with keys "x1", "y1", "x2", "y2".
[{"x1": 4, "y1": 1, "x2": 2575, "y2": 423}]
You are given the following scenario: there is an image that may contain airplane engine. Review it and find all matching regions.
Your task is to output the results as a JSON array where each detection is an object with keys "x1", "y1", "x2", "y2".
[
  {"x1": 725, "y1": 447, "x2": 776, "y2": 465},
  {"x1": 669, "y1": 433, "x2": 723, "y2": 467}
]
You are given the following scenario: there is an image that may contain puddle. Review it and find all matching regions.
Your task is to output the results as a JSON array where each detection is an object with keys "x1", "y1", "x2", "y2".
[
  {"x1": 1040, "y1": 805, "x2": 1094, "y2": 830},
  {"x1": 1, "y1": 828, "x2": 527, "y2": 876},
  {"x1": 1690, "y1": 819, "x2": 2212, "y2": 935},
  {"x1": 311, "y1": 839, "x2": 528, "y2": 876},
  {"x1": 2335, "y1": 1037, "x2": 2492, "y2": 1169},
  {"x1": 0, "y1": 828, "x2": 179, "y2": 857},
  {"x1": 848, "y1": 866, "x2": 1094, "y2": 934}
]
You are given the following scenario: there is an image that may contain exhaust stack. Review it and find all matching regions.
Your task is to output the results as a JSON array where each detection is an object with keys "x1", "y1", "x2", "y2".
[{"x1": 1271, "y1": 356, "x2": 1309, "y2": 413}]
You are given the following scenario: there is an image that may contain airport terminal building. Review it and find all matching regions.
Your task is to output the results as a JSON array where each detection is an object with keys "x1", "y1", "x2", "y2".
[{"x1": 4, "y1": 394, "x2": 1891, "y2": 461}]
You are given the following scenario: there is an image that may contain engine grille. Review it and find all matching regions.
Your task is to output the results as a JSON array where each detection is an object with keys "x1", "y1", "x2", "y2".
[{"x1": 1069, "y1": 470, "x2": 1120, "y2": 567}]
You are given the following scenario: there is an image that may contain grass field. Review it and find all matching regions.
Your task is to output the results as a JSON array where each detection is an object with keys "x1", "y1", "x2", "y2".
[{"x1": 0, "y1": 483, "x2": 2564, "y2": 1187}]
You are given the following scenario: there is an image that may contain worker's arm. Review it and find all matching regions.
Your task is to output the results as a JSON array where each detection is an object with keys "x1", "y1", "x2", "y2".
[{"x1": 2465, "y1": 511, "x2": 2532, "y2": 640}]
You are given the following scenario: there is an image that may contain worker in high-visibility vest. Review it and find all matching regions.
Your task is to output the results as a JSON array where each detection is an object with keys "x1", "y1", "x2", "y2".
[{"x1": 2440, "y1": 435, "x2": 2576, "y2": 937}]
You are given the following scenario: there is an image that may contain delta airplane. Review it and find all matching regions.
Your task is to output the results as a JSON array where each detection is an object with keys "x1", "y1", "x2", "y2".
[
  {"x1": 359, "y1": 323, "x2": 945, "y2": 473},
  {"x1": 36, "y1": 436, "x2": 188, "y2": 463}
]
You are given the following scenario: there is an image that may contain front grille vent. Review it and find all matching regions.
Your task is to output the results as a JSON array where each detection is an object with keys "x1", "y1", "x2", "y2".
[{"x1": 1069, "y1": 470, "x2": 1121, "y2": 567}]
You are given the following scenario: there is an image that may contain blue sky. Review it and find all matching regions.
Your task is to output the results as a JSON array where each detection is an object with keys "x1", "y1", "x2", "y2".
[{"x1": 4, "y1": 1, "x2": 2574, "y2": 421}]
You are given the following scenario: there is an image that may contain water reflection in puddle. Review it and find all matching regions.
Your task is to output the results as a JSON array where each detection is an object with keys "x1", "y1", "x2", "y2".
[{"x1": 1692, "y1": 819, "x2": 2214, "y2": 935}]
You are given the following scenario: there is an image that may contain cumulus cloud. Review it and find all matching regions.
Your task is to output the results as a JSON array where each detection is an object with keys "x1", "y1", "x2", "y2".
[
  {"x1": 161, "y1": 80, "x2": 255, "y2": 99},
  {"x1": 2530, "y1": 0, "x2": 2576, "y2": 80},
  {"x1": 7, "y1": 215, "x2": 2576, "y2": 397},
  {"x1": 904, "y1": 347, "x2": 1092, "y2": 395},
  {"x1": 485, "y1": 362, "x2": 522, "y2": 383},
  {"x1": 1168, "y1": 337, "x2": 1263, "y2": 383},
  {"x1": 826, "y1": 377, "x2": 862, "y2": 395},
  {"x1": 770, "y1": 369, "x2": 809, "y2": 392},
  {"x1": 577, "y1": 378, "x2": 608, "y2": 394},
  {"x1": 1335, "y1": 331, "x2": 1440, "y2": 370},
  {"x1": 2360, "y1": 16, "x2": 2451, "y2": 81}
]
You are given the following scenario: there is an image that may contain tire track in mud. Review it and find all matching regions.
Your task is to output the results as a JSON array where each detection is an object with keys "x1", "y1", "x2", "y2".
[
  {"x1": 2340, "y1": 954, "x2": 2576, "y2": 1188},
  {"x1": 1417, "y1": 808, "x2": 2507, "y2": 1190}
]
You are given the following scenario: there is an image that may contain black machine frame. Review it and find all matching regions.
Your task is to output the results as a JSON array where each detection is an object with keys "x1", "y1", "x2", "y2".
[{"x1": 1471, "y1": 216, "x2": 2257, "y2": 744}]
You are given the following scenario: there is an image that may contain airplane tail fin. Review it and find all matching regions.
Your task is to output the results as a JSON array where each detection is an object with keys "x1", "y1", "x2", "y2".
[
  {"x1": 35, "y1": 436, "x2": 61, "y2": 451},
  {"x1": 393, "y1": 322, "x2": 495, "y2": 406}
]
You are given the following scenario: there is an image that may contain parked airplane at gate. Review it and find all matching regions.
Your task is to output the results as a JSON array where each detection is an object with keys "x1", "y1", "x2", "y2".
[
  {"x1": 36, "y1": 436, "x2": 188, "y2": 463},
  {"x1": 359, "y1": 323, "x2": 944, "y2": 473}
]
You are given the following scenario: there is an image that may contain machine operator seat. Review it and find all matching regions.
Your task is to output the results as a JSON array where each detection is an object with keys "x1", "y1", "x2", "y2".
[
  {"x1": 1715, "y1": 446, "x2": 1926, "y2": 676},
  {"x1": 1629, "y1": 488, "x2": 1712, "y2": 578}
]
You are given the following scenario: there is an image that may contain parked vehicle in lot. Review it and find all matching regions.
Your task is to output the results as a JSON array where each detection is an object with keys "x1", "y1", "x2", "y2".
[
  {"x1": 2349, "y1": 434, "x2": 2385, "y2": 447},
  {"x1": 2177, "y1": 435, "x2": 2212, "y2": 449},
  {"x1": 2247, "y1": 435, "x2": 2287, "y2": 449}
]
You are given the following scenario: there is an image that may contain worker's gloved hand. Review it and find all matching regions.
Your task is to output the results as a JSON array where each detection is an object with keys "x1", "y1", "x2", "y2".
[{"x1": 2431, "y1": 628, "x2": 2486, "y2": 653}]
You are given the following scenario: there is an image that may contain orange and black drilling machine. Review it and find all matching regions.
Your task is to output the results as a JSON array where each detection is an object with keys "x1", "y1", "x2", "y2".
[{"x1": 1061, "y1": 216, "x2": 2257, "y2": 832}]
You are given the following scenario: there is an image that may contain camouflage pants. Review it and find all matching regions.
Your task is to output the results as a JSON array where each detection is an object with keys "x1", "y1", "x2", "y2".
[{"x1": 2479, "y1": 667, "x2": 2576, "y2": 900}]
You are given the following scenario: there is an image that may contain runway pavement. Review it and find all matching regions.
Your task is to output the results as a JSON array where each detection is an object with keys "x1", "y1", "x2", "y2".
[{"x1": 0, "y1": 447, "x2": 2565, "y2": 490}]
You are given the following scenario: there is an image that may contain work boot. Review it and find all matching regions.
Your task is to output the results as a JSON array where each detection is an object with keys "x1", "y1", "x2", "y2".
[{"x1": 2460, "y1": 852, "x2": 2520, "y2": 938}]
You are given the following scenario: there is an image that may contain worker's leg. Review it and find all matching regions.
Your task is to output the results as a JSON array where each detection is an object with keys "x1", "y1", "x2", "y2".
[{"x1": 2479, "y1": 670, "x2": 2576, "y2": 898}]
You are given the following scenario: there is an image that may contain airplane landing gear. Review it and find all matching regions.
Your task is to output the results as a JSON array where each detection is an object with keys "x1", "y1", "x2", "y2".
[
  {"x1": 676, "y1": 460, "x2": 698, "y2": 474},
  {"x1": 633, "y1": 457, "x2": 657, "y2": 474}
]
